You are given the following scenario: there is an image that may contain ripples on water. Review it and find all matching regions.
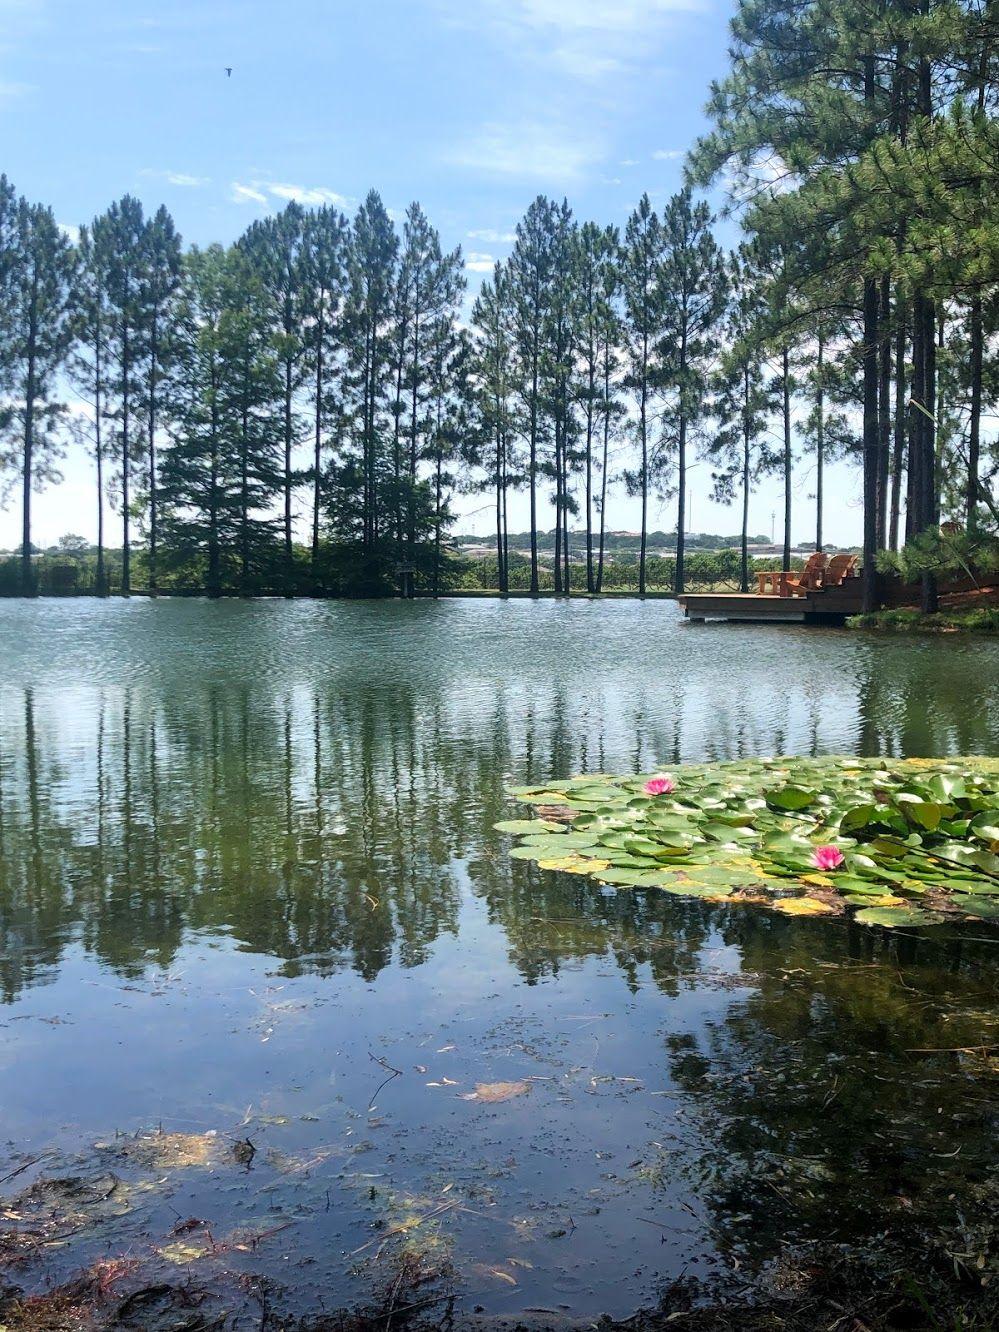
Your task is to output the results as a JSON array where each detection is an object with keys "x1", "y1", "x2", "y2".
[{"x1": 0, "y1": 600, "x2": 996, "y2": 1321}]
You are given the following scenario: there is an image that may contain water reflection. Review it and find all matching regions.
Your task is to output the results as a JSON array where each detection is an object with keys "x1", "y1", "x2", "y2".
[{"x1": 1, "y1": 603, "x2": 998, "y2": 1000}]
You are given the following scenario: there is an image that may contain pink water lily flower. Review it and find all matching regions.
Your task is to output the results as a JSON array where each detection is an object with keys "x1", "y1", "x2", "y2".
[
  {"x1": 644, "y1": 773, "x2": 676, "y2": 796},
  {"x1": 811, "y1": 844, "x2": 845, "y2": 871}
]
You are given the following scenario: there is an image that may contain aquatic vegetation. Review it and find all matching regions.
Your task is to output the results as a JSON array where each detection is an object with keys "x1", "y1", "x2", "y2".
[{"x1": 499, "y1": 756, "x2": 999, "y2": 927}]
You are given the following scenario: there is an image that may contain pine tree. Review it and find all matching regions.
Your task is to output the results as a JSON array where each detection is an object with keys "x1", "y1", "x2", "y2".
[
  {"x1": 708, "y1": 251, "x2": 779, "y2": 592},
  {"x1": 160, "y1": 245, "x2": 279, "y2": 596},
  {"x1": 798, "y1": 326, "x2": 857, "y2": 551},
  {"x1": 394, "y1": 205, "x2": 463, "y2": 596},
  {"x1": 302, "y1": 205, "x2": 349, "y2": 589},
  {"x1": 0, "y1": 176, "x2": 16, "y2": 441},
  {"x1": 471, "y1": 264, "x2": 519, "y2": 595},
  {"x1": 238, "y1": 203, "x2": 308, "y2": 594},
  {"x1": 72, "y1": 224, "x2": 111, "y2": 594},
  {"x1": 543, "y1": 200, "x2": 578, "y2": 595},
  {"x1": 222, "y1": 247, "x2": 284, "y2": 594},
  {"x1": 0, "y1": 194, "x2": 76, "y2": 594},
  {"x1": 574, "y1": 222, "x2": 620, "y2": 593},
  {"x1": 658, "y1": 188, "x2": 728, "y2": 594},
  {"x1": 620, "y1": 194, "x2": 666, "y2": 596},
  {"x1": 343, "y1": 191, "x2": 398, "y2": 569},
  {"x1": 509, "y1": 197, "x2": 560, "y2": 593},
  {"x1": 142, "y1": 206, "x2": 182, "y2": 595},
  {"x1": 93, "y1": 196, "x2": 149, "y2": 596}
]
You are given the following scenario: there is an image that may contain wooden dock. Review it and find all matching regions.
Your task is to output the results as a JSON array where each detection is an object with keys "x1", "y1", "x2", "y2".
[{"x1": 679, "y1": 585, "x2": 863, "y2": 624}]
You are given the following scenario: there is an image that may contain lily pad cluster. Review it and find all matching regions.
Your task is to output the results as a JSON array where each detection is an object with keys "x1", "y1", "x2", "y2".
[{"x1": 496, "y1": 756, "x2": 999, "y2": 928}]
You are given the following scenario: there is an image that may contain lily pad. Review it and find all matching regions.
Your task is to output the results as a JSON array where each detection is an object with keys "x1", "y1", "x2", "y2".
[
  {"x1": 493, "y1": 819, "x2": 564, "y2": 835},
  {"x1": 853, "y1": 906, "x2": 947, "y2": 928},
  {"x1": 499, "y1": 756, "x2": 999, "y2": 930},
  {"x1": 772, "y1": 897, "x2": 836, "y2": 916}
]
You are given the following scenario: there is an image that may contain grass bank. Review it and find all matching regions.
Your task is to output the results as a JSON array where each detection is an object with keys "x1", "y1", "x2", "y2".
[{"x1": 848, "y1": 607, "x2": 999, "y2": 635}]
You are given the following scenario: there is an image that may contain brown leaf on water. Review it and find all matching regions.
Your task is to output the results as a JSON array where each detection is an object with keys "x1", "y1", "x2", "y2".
[{"x1": 468, "y1": 1080, "x2": 530, "y2": 1103}]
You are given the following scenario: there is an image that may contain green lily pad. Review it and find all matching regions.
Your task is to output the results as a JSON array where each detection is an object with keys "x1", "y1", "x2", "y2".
[
  {"x1": 853, "y1": 906, "x2": 947, "y2": 928},
  {"x1": 502, "y1": 756, "x2": 999, "y2": 930},
  {"x1": 953, "y1": 895, "x2": 999, "y2": 918},
  {"x1": 493, "y1": 819, "x2": 564, "y2": 835}
]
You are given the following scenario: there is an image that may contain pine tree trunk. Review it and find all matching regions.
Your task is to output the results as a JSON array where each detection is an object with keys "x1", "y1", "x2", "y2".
[
  {"x1": 148, "y1": 311, "x2": 160, "y2": 597},
  {"x1": 877, "y1": 276, "x2": 891, "y2": 549},
  {"x1": 495, "y1": 426, "x2": 504, "y2": 594},
  {"x1": 861, "y1": 275, "x2": 881, "y2": 613},
  {"x1": 967, "y1": 295, "x2": 983, "y2": 531},
  {"x1": 917, "y1": 25, "x2": 937, "y2": 614},
  {"x1": 553, "y1": 417, "x2": 563, "y2": 596},
  {"x1": 95, "y1": 325, "x2": 107, "y2": 597},
  {"x1": 675, "y1": 415, "x2": 687, "y2": 596},
  {"x1": 283, "y1": 359, "x2": 293, "y2": 597},
  {"x1": 122, "y1": 321, "x2": 131, "y2": 597},
  {"x1": 208, "y1": 388, "x2": 221, "y2": 599},
  {"x1": 241, "y1": 381, "x2": 251, "y2": 597},
  {"x1": 639, "y1": 345, "x2": 648, "y2": 597},
  {"x1": 889, "y1": 299, "x2": 906, "y2": 551},
  {"x1": 920, "y1": 298, "x2": 938, "y2": 613},
  {"x1": 782, "y1": 345, "x2": 792, "y2": 573},
  {"x1": 585, "y1": 355, "x2": 595, "y2": 593},
  {"x1": 562, "y1": 443, "x2": 570, "y2": 595},
  {"x1": 815, "y1": 335, "x2": 825, "y2": 552},
  {"x1": 312, "y1": 313, "x2": 324, "y2": 591},
  {"x1": 861, "y1": 55, "x2": 881, "y2": 614},
  {"x1": 741, "y1": 367, "x2": 750, "y2": 595},
  {"x1": 597, "y1": 349, "x2": 610, "y2": 593},
  {"x1": 529, "y1": 347, "x2": 539, "y2": 594},
  {"x1": 674, "y1": 332, "x2": 689, "y2": 597},
  {"x1": 407, "y1": 288, "x2": 421, "y2": 601},
  {"x1": 501, "y1": 438, "x2": 509, "y2": 596},
  {"x1": 19, "y1": 261, "x2": 39, "y2": 597},
  {"x1": 433, "y1": 453, "x2": 442, "y2": 599}
]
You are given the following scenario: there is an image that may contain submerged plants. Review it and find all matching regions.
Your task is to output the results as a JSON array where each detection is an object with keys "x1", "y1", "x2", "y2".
[{"x1": 498, "y1": 756, "x2": 999, "y2": 928}]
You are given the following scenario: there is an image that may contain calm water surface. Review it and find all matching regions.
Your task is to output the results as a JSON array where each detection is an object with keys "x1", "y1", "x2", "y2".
[{"x1": 0, "y1": 600, "x2": 997, "y2": 1322}]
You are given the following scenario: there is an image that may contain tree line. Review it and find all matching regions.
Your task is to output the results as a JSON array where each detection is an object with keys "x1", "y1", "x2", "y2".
[{"x1": 3, "y1": 0, "x2": 999, "y2": 606}]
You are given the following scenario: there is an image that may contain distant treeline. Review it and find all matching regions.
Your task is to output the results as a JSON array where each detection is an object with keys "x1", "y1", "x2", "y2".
[
  {"x1": 453, "y1": 528, "x2": 775, "y2": 553},
  {"x1": 0, "y1": 539, "x2": 801, "y2": 598}
]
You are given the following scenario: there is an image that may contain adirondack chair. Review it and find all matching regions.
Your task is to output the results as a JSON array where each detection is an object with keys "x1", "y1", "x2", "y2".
[
  {"x1": 756, "y1": 551, "x2": 827, "y2": 596},
  {"x1": 822, "y1": 553, "x2": 859, "y2": 587}
]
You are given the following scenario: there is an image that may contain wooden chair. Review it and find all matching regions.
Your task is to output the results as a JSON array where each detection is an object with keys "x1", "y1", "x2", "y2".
[
  {"x1": 756, "y1": 551, "x2": 827, "y2": 597},
  {"x1": 822, "y1": 553, "x2": 859, "y2": 587}
]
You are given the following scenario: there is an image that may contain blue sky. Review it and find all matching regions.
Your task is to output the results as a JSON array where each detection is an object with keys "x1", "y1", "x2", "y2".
[{"x1": 0, "y1": 0, "x2": 864, "y2": 549}]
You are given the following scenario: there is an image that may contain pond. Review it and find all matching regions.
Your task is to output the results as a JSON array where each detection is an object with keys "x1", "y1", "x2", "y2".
[{"x1": 0, "y1": 599, "x2": 997, "y2": 1326}]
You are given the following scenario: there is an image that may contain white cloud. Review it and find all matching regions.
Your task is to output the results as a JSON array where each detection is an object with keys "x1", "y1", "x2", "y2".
[
  {"x1": 440, "y1": 0, "x2": 701, "y2": 86},
  {"x1": 58, "y1": 222, "x2": 80, "y2": 244},
  {"x1": 652, "y1": 148, "x2": 683, "y2": 160},
  {"x1": 0, "y1": 80, "x2": 32, "y2": 99},
  {"x1": 446, "y1": 122, "x2": 600, "y2": 183},
  {"x1": 266, "y1": 181, "x2": 350, "y2": 207},
  {"x1": 512, "y1": 0, "x2": 699, "y2": 27},
  {"x1": 230, "y1": 179, "x2": 351, "y2": 209},
  {"x1": 619, "y1": 158, "x2": 639, "y2": 167},
  {"x1": 141, "y1": 169, "x2": 209, "y2": 187},
  {"x1": 465, "y1": 251, "x2": 495, "y2": 273},
  {"x1": 166, "y1": 171, "x2": 208, "y2": 187},
  {"x1": 231, "y1": 181, "x2": 267, "y2": 205},
  {"x1": 468, "y1": 228, "x2": 517, "y2": 243}
]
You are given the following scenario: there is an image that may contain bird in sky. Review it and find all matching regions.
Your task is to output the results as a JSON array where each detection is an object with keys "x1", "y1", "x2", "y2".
[{"x1": 225, "y1": 66, "x2": 232, "y2": 77}]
